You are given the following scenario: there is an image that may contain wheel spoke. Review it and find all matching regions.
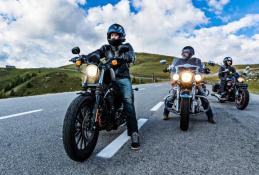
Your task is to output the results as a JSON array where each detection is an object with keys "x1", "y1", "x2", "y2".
[
  {"x1": 83, "y1": 134, "x2": 88, "y2": 148},
  {"x1": 74, "y1": 104, "x2": 94, "y2": 150},
  {"x1": 76, "y1": 133, "x2": 82, "y2": 146},
  {"x1": 80, "y1": 135, "x2": 84, "y2": 149},
  {"x1": 75, "y1": 129, "x2": 80, "y2": 137},
  {"x1": 76, "y1": 115, "x2": 83, "y2": 124}
]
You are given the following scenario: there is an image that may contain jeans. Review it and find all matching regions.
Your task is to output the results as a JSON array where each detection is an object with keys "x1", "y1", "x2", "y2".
[
  {"x1": 116, "y1": 78, "x2": 138, "y2": 136},
  {"x1": 219, "y1": 79, "x2": 226, "y2": 94}
]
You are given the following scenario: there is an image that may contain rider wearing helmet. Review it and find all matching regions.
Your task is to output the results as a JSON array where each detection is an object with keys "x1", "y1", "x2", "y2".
[
  {"x1": 218, "y1": 57, "x2": 236, "y2": 98},
  {"x1": 163, "y1": 46, "x2": 215, "y2": 124},
  {"x1": 79, "y1": 23, "x2": 140, "y2": 150}
]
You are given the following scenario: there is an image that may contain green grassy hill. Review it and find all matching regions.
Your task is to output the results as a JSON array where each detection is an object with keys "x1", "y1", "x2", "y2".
[{"x1": 0, "y1": 53, "x2": 258, "y2": 98}]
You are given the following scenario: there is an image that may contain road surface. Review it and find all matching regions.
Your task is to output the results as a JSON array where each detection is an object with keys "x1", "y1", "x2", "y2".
[{"x1": 0, "y1": 83, "x2": 258, "y2": 175}]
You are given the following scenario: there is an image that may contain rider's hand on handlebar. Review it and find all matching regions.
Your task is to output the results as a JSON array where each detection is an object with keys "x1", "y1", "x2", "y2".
[
  {"x1": 204, "y1": 68, "x2": 211, "y2": 74},
  {"x1": 69, "y1": 56, "x2": 80, "y2": 63},
  {"x1": 163, "y1": 68, "x2": 168, "y2": 73},
  {"x1": 224, "y1": 69, "x2": 229, "y2": 72}
]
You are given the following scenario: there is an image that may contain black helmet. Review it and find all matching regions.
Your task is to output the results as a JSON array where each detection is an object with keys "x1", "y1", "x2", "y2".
[
  {"x1": 223, "y1": 57, "x2": 232, "y2": 66},
  {"x1": 107, "y1": 23, "x2": 126, "y2": 46},
  {"x1": 182, "y1": 46, "x2": 195, "y2": 59}
]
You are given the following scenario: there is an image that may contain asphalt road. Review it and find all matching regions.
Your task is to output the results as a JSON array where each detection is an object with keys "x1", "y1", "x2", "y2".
[{"x1": 0, "y1": 83, "x2": 258, "y2": 175}]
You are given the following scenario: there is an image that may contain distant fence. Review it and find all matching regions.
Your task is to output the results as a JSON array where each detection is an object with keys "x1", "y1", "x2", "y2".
[{"x1": 131, "y1": 73, "x2": 169, "y2": 84}]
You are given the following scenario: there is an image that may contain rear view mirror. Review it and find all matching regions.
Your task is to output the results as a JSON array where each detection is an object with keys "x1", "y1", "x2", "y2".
[
  {"x1": 72, "y1": 47, "x2": 80, "y2": 54},
  {"x1": 160, "y1": 60, "x2": 167, "y2": 65}
]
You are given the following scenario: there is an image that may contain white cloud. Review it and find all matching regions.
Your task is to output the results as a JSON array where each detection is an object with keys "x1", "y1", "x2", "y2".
[
  {"x1": 206, "y1": 0, "x2": 230, "y2": 14},
  {"x1": 0, "y1": 0, "x2": 258, "y2": 68}
]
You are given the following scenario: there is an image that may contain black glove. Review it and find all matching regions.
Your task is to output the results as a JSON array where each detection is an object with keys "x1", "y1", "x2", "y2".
[
  {"x1": 163, "y1": 68, "x2": 168, "y2": 73},
  {"x1": 204, "y1": 68, "x2": 211, "y2": 74},
  {"x1": 118, "y1": 44, "x2": 129, "y2": 54},
  {"x1": 69, "y1": 56, "x2": 80, "y2": 63}
]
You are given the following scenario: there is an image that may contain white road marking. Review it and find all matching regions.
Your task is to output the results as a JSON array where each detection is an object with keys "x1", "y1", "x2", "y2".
[
  {"x1": 138, "y1": 88, "x2": 146, "y2": 91},
  {"x1": 150, "y1": 102, "x2": 164, "y2": 111},
  {"x1": 96, "y1": 118, "x2": 148, "y2": 159},
  {"x1": 0, "y1": 109, "x2": 43, "y2": 120}
]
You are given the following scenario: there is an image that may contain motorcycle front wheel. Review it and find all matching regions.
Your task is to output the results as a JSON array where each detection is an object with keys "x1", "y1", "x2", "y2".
[
  {"x1": 180, "y1": 98, "x2": 190, "y2": 131},
  {"x1": 62, "y1": 95, "x2": 99, "y2": 162},
  {"x1": 235, "y1": 89, "x2": 249, "y2": 110}
]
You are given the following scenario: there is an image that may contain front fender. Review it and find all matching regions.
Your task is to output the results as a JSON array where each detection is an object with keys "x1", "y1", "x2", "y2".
[{"x1": 180, "y1": 91, "x2": 192, "y2": 98}]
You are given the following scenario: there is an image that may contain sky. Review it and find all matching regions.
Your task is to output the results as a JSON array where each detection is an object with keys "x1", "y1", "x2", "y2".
[{"x1": 0, "y1": 0, "x2": 259, "y2": 68}]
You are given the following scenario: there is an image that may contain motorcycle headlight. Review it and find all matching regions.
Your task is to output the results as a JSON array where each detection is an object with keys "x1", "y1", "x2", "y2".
[
  {"x1": 172, "y1": 73, "x2": 179, "y2": 81},
  {"x1": 181, "y1": 72, "x2": 193, "y2": 83},
  {"x1": 86, "y1": 65, "x2": 98, "y2": 77},
  {"x1": 194, "y1": 74, "x2": 202, "y2": 82},
  {"x1": 237, "y1": 77, "x2": 245, "y2": 83},
  {"x1": 83, "y1": 64, "x2": 99, "y2": 84}
]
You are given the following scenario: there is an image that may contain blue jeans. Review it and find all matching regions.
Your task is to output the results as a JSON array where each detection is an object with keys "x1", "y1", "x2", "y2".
[{"x1": 116, "y1": 78, "x2": 138, "y2": 136}]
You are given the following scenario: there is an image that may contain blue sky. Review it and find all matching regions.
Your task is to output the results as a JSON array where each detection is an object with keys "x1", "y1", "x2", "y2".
[{"x1": 81, "y1": 0, "x2": 259, "y2": 36}]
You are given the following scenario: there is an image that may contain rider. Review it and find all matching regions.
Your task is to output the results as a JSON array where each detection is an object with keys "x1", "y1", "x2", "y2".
[
  {"x1": 163, "y1": 46, "x2": 216, "y2": 124},
  {"x1": 218, "y1": 57, "x2": 236, "y2": 99},
  {"x1": 77, "y1": 24, "x2": 140, "y2": 150}
]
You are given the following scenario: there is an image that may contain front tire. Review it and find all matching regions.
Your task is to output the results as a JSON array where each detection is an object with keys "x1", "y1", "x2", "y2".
[
  {"x1": 235, "y1": 89, "x2": 249, "y2": 110},
  {"x1": 62, "y1": 95, "x2": 99, "y2": 162},
  {"x1": 180, "y1": 98, "x2": 190, "y2": 131}
]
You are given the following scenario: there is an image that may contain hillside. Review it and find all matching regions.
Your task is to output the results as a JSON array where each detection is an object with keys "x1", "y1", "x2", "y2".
[{"x1": 0, "y1": 53, "x2": 258, "y2": 98}]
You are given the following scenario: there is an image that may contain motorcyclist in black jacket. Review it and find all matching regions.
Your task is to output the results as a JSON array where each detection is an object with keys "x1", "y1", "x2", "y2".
[
  {"x1": 74, "y1": 23, "x2": 140, "y2": 150},
  {"x1": 218, "y1": 57, "x2": 236, "y2": 99},
  {"x1": 163, "y1": 46, "x2": 215, "y2": 124}
]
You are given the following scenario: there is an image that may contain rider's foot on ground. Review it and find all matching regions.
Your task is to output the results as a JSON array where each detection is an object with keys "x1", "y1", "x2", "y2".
[
  {"x1": 131, "y1": 132, "x2": 140, "y2": 150},
  {"x1": 163, "y1": 114, "x2": 169, "y2": 120},
  {"x1": 208, "y1": 117, "x2": 216, "y2": 124}
]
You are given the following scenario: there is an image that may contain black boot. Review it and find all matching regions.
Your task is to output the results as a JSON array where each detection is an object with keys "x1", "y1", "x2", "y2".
[
  {"x1": 131, "y1": 132, "x2": 140, "y2": 150},
  {"x1": 163, "y1": 108, "x2": 169, "y2": 120},
  {"x1": 208, "y1": 116, "x2": 216, "y2": 124},
  {"x1": 206, "y1": 109, "x2": 216, "y2": 124}
]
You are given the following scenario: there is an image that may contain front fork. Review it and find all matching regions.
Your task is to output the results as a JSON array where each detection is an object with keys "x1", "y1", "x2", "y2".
[
  {"x1": 94, "y1": 68, "x2": 105, "y2": 127},
  {"x1": 191, "y1": 85, "x2": 196, "y2": 113},
  {"x1": 175, "y1": 85, "x2": 195, "y2": 113}
]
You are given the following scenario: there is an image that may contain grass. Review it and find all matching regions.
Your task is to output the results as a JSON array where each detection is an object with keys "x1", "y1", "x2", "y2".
[
  {"x1": 0, "y1": 68, "x2": 82, "y2": 98},
  {"x1": 0, "y1": 52, "x2": 258, "y2": 98}
]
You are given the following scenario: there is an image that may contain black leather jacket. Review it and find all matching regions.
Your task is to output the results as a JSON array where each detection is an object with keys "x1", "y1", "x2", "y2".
[
  {"x1": 218, "y1": 65, "x2": 236, "y2": 80},
  {"x1": 83, "y1": 43, "x2": 136, "y2": 79}
]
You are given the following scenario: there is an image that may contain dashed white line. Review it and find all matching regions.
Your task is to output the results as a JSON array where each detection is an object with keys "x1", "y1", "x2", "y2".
[
  {"x1": 138, "y1": 88, "x2": 146, "y2": 91},
  {"x1": 150, "y1": 102, "x2": 164, "y2": 111},
  {"x1": 0, "y1": 109, "x2": 43, "y2": 120},
  {"x1": 96, "y1": 118, "x2": 148, "y2": 159}
]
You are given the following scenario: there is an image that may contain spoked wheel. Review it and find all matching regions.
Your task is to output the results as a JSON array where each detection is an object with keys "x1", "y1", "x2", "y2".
[
  {"x1": 63, "y1": 95, "x2": 99, "y2": 162},
  {"x1": 235, "y1": 89, "x2": 249, "y2": 110}
]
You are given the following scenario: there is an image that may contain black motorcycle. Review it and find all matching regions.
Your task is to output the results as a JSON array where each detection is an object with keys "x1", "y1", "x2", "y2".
[
  {"x1": 211, "y1": 70, "x2": 249, "y2": 110},
  {"x1": 62, "y1": 46, "x2": 137, "y2": 162},
  {"x1": 161, "y1": 60, "x2": 211, "y2": 131}
]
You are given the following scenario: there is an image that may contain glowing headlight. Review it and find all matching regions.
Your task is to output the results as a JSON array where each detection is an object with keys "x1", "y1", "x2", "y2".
[
  {"x1": 86, "y1": 65, "x2": 98, "y2": 77},
  {"x1": 172, "y1": 74, "x2": 180, "y2": 81},
  {"x1": 238, "y1": 77, "x2": 245, "y2": 82},
  {"x1": 181, "y1": 72, "x2": 193, "y2": 83},
  {"x1": 194, "y1": 74, "x2": 202, "y2": 82}
]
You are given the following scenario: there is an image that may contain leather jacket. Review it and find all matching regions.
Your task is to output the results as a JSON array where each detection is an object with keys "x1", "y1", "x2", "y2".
[
  {"x1": 218, "y1": 65, "x2": 236, "y2": 80},
  {"x1": 83, "y1": 43, "x2": 135, "y2": 79}
]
